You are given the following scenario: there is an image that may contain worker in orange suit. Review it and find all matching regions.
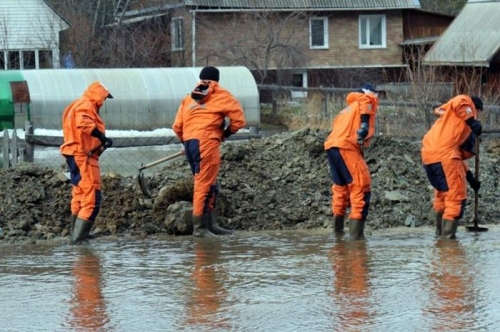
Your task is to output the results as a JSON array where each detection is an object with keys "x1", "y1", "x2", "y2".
[
  {"x1": 60, "y1": 81, "x2": 114, "y2": 244},
  {"x1": 173, "y1": 66, "x2": 246, "y2": 237},
  {"x1": 69, "y1": 248, "x2": 109, "y2": 330},
  {"x1": 421, "y1": 95, "x2": 483, "y2": 239},
  {"x1": 329, "y1": 239, "x2": 371, "y2": 329},
  {"x1": 184, "y1": 239, "x2": 229, "y2": 330},
  {"x1": 324, "y1": 83, "x2": 379, "y2": 240}
]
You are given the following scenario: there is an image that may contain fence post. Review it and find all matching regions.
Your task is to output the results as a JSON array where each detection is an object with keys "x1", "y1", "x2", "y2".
[
  {"x1": 2, "y1": 129, "x2": 9, "y2": 168},
  {"x1": 25, "y1": 121, "x2": 34, "y2": 162},
  {"x1": 11, "y1": 130, "x2": 18, "y2": 167}
]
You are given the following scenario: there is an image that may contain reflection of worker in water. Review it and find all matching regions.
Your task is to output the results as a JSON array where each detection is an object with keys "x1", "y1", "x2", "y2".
[
  {"x1": 69, "y1": 248, "x2": 109, "y2": 330},
  {"x1": 185, "y1": 239, "x2": 229, "y2": 329},
  {"x1": 427, "y1": 240, "x2": 475, "y2": 330},
  {"x1": 329, "y1": 239, "x2": 372, "y2": 329}
]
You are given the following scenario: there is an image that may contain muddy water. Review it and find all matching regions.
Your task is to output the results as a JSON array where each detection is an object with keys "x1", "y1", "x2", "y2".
[{"x1": 1, "y1": 227, "x2": 500, "y2": 332}]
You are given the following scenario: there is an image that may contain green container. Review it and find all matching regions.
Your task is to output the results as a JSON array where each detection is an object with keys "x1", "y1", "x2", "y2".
[{"x1": 0, "y1": 71, "x2": 28, "y2": 129}]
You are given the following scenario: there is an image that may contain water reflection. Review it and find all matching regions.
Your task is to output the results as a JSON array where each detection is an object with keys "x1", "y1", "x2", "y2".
[
  {"x1": 68, "y1": 247, "x2": 110, "y2": 330},
  {"x1": 427, "y1": 239, "x2": 476, "y2": 331},
  {"x1": 184, "y1": 238, "x2": 229, "y2": 331},
  {"x1": 329, "y1": 238, "x2": 373, "y2": 330}
]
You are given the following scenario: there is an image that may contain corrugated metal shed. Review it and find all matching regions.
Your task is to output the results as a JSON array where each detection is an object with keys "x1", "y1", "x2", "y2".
[
  {"x1": 423, "y1": 1, "x2": 500, "y2": 66},
  {"x1": 0, "y1": 0, "x2": 69, "y2": 49},
  {"x1": 185, "y1": 0, "x2": 421, "y2": 9},
  {"x1": 3, "y1": 67, "x2": 259, "y2": 130}
]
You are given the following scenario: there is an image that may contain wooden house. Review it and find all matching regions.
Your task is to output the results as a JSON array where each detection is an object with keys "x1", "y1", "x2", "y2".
[{"x1": 0, "y1": 0, "x2": 70, "y2": 70}]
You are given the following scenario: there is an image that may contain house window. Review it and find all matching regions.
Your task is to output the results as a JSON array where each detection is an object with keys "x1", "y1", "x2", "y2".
[
  {"x1": 39, "y1": 50, "x2": 53, "y2": 69},
  {"x1": 8, "y1": 51, "x2": 20, "y2": 69},
  {"x1": 309, "y1": 17, "x2": 328, "y2": 49},
  {"x1": 359, "y1": 15, "x2": 386, "y2": 48},
  {"x1": 291, "y1": 71, "x2": 308, "y2": 99},
  {"x1": 22, "y1": 51, "x2": 36, "y2": 69},
  {"x1": 171, "y1": 17, "x2": 184, "y2": 51}
]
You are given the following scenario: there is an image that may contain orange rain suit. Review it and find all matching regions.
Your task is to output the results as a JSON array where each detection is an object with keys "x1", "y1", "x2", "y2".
[
  {"x1": 324, "y1": 92, "x2": 379, "y2": 220},
  {"x1": 421, "y1": 95, "x2": 479, "y2": 220},
  {"x1": 60, "y1": 82, "x2": 111, "y2": 222},
  {"x1": 172, "y1": 80, "x2": 246, "y2": 217}
]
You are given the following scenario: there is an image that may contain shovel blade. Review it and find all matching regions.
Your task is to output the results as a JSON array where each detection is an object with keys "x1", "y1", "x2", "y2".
[
  {"x1": 137, "y1": 171, "x2": 151, "y2": 198},
  {"x1": 465, "y1": 225, "x2": 488, "y2": 232}
]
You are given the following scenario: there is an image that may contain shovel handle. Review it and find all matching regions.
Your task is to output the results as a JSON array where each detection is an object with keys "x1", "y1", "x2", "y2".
[
  {"x1": 473, "y1": 139, "x2": 480, "y2": 227},
  {"x1": 138, "y1": 151, "x2": 183, "y2": 171}
]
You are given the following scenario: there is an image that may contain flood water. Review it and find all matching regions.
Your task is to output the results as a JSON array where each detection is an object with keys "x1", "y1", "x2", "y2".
[{"x1": 1, "y1": 227, "x2": 500, "y2": 332}]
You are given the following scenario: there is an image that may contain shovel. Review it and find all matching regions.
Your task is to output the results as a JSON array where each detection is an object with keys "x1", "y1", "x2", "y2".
[
  {"x1": 137, "y1": 151, "x2": 183, "y2": 198},
  {"x1": 465, "y1": 139, "x2": 488, "y2": 233}
]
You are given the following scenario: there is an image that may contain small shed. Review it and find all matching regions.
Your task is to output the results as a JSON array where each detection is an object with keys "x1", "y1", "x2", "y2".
[
  {"x1": 0, "y1": 67, "x2": 260, "y2": 130},
  {"x1": 0, "y1": 0, "x2": 70, "y2": 69}
]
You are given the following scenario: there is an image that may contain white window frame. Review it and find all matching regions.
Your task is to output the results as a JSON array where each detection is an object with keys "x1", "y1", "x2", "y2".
[
  {"x1": 359, "y1": 14, "x2": 386, "y2": 49},
  {"x1": 171, "y1": 17, "x2": 184, "y2": 51},
  {"x1": 309, "y1": 17, "x2": 329, "y2": 49}
]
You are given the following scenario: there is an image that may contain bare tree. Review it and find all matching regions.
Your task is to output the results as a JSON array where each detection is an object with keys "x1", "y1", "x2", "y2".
[{"x1": 196, "y1": 11, "x2": 309, "y2": 85}]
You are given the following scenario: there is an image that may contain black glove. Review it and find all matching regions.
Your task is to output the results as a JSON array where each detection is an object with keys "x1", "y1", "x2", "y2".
[
  {"x1": 466, "y1": 170, "x2": 481, "y2": 192},
  {"x1": 465, "y1": 118, "x2": 482, "y2": 136},
  {"x1": 91, "y1": 128, "x2": 113, "y2": 148},
  {"x1": 223, "y1": 127, "x2": 234, "y2": 139},
  {"x1": 357, "y1": 122, "x2": 369, "y2": 145}
]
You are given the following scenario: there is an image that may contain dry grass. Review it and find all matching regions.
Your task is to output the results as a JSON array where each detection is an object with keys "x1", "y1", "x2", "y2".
[{"x1": 262, "y1": 92, "x2": 500, "y2": 138}]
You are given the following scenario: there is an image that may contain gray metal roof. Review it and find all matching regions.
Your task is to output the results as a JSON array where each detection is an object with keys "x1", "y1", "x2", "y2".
[
  {"x1": 423, "y1": 1, "x2": 500, "y2": 66},
  {"x1": 184, "y1": 0, "x2": 421, "y2": 10}
]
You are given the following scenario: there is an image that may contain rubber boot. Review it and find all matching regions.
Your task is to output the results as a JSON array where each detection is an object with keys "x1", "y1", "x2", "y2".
[
  {"x1": 70, "y1": 214, "x2": 77, "y2": 236},
  {"x1": 349, "y1": 219, "x2": 366, "y2": 241},
  {"x1": 71, "y1": 217, "x2": 94, "y2": 244},
  {"x1": 434, "y1": 212, "x2": 443, "y2": 237},
  {"x1": 192, "y1": 214, "x2": 215, "y2": 238},
  {"x1": 333, "y1": 215, "x2": 345, "y2": 235},
  {"x1": 441, "y1": 219, "x2": 458, "y2": 239},
  {"x1": 208, "y1": 209, "x2": 233, "y2": 235}
]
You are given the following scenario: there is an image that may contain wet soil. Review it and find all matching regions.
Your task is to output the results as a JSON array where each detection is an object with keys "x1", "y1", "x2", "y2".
[{"x1": 1, "y1": 129, "x2": 500, "y2": 243}]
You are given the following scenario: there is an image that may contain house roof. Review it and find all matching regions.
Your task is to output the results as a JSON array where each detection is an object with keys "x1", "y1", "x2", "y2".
[
  {"x1": 184, "y1": 0, "x2": 421, "y2": 10},
  {"x1": 423, "y1": 0, "x2": 500, "y2": 67}
]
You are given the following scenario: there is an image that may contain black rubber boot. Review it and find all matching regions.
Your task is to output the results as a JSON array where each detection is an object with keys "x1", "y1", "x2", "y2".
[
  {"x1": 71, "y1": 217, "x2": 93, "y2": 244},
  {"x1": 441, "y1": 219, "x2": 458, "y2": 239},
  {"x1": 208, "y1": 209, "x2": 233, "y2": 235},
  {"x1": 349, "y1": 219, "x2": 366, "y2": 241},
  {"x1": 333, "y1": 215, "x2": 345, "y2": 235},
  {"x1": 192, "y1": 215, "x2": 215, "y2": 238},
  {"x1": 434, "y1": 211, "x2": 443, "y2": 236},
  {"x1": 70, "y1": 214, "x2": 77, "y2": 235}
]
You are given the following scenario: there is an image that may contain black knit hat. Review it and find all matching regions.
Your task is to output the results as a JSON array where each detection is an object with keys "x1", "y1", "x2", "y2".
[
  {"x1": 199, "y1": 66, "x2": 220, "y2": 82},
  {"x1": 471, "y1": 96, "x2": 483, "y2": 111}
]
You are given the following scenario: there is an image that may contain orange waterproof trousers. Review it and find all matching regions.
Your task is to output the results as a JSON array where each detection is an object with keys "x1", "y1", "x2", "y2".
[
  {"x1": 423, "y1": 158, "x2": 466, "y2": 220},
  {"x1": 326, "y1": 147, "x2": 371, "y2": 220},
  {"x1": 184, "y1": 138, "x2": 220, "y2": 216},
  {"x1": 65, "y1": 154, "x2": 102, "y2": 221}
]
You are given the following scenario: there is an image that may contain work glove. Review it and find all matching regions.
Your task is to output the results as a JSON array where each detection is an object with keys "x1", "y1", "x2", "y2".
[
  {"x1": 356, "y1": 122, "x2": 369, "y2": 145},
  {"x1": 222, "y1": 127, "x2": 234, "y2": 142},
  {"x1": 91, "y1": 128, "x2": 113, "y2": 148},
  {"x1": 465, "y1": 118, "x2": 482, "y2": 136},
  {"x1": 466, "y1": 170, "x2": 481, "y2": 192}
]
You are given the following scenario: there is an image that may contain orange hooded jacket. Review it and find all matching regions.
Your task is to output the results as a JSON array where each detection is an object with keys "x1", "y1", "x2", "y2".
[
  {"x1": 172, "y1": 81, "x2": 246, "y2": 143},
  {"x1": 422, "y1": 95, "x2": 478, "y2": 164},
  {"x1": 324, "y1": 92, "x2": 378, "y2": 151},
  {"x1": 60, "y1": 82, "x2": 111, "y2": 159}
]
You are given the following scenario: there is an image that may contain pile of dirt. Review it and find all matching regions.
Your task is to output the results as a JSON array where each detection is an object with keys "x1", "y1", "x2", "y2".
[{"x1": 1, "y1": 129, "x2": 500, "y2": 243}]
